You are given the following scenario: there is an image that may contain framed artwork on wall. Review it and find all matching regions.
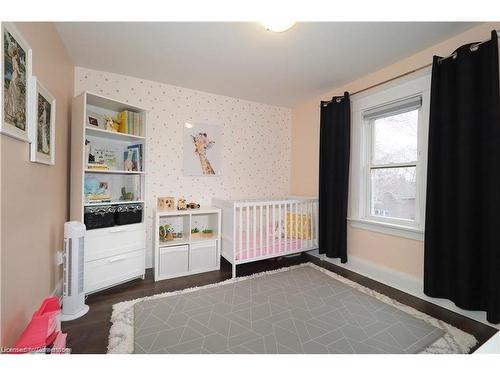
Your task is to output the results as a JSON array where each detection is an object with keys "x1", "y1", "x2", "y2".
[
  {"x1": 29, "y1": 77, "x2": 56, "y2": 165},
  {"x1": 1, "y1": 22, "x2": 33, "y2": 142},
  {"x1": 183, "y1": 122, "x2": 222, "y2": 176}
]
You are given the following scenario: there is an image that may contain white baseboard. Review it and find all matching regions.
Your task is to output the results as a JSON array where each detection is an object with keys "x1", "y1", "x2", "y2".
[{"x1": 308, "y1": 250, "x2": 500, "y2": 329}]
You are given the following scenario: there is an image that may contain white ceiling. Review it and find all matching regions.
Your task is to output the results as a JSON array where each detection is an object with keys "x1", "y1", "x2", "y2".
[{"x1": 55, "y1": 22, "x2": 478, "y2": 107}]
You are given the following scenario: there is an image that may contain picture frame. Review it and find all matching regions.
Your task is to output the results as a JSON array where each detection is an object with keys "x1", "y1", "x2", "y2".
[
  {"x1": 1, "y1": 22, "x2": 33, "y2": 143},
  {"x1": 183, "y1": 122, "x2": 222, "y2": 176},
  {"x1": 86, "y1": 110, "x2": 105, "y2": 129},
  {"x1": 29, "y1": 76, "x2": 56, "y2": 165}
]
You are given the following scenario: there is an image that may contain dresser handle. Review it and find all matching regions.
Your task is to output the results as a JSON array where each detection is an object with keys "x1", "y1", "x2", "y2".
[
  {"x1": 108, "y1": 255, "x2": 128, "y2": 263},
  {"x1": 109, "y1": 228, "x2": 127, "y2": 233}
]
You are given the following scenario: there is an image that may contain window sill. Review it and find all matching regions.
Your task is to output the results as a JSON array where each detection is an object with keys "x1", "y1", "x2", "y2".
[{"x1": 347, "y1": 217, "x2": 424, "y2": 241}]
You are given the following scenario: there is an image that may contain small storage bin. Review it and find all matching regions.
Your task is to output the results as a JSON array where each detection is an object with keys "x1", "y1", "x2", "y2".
[
  {"x1": 115, "y1": 203, "x2": 143, "y2": 226},
  {"x1": 84, "y1": 206, "x2": 116, "y2": 229},
  {"x1": 158, "y1": 245, "x2": 189, "y2": 279}
]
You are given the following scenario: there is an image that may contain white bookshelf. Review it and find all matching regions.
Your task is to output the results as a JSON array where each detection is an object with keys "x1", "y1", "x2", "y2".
[
  {"x1": 154, "y1": 207, "x2": 221, "y2": 281},
  {"x1": 70, "y1": 91, "x2": 148, "y2": 294}
]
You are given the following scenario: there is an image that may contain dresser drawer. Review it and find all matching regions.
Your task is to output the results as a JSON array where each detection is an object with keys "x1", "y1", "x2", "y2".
[
  {"x1": 85, "y1": 223, "x2": 145, "y2": 262},
  {"x1": 85, "y1": 249, "x2": 145, "y2": 294}
]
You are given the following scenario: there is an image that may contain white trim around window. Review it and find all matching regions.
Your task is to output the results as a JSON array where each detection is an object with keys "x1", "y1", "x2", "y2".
[{"x1": 349, "y1": 71, "x2": 431, "y2": 241}]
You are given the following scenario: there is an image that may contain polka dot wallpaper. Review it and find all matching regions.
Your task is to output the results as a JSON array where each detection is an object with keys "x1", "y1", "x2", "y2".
[{"x1": 75, "y1": 67, "x2": 292, "y2": 266}]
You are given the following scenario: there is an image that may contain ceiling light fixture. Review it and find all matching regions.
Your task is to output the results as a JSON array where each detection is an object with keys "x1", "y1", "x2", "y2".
[{"x1": 261, "y1": 21, "x2": 296, "y2": 33}]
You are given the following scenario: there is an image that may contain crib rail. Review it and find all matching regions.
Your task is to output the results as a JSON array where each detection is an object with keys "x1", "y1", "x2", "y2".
[{"x1": 232, "y1": 197, "x2": 318, "y2": 263}]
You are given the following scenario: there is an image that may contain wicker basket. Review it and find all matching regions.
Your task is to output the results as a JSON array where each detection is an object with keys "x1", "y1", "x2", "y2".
[
  {"x1": 115, "y1": 203, "x2": 143, "y2": 225},
  {"x1": 84, "y1": 205, "x2": 116, "y2": 229}
]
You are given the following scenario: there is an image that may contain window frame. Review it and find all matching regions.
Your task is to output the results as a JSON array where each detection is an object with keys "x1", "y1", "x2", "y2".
[
  {"x1": 365, "y1": 105, "x2": 420, "y2": 227},
  {"x1": 349, "y1": 72, "x2": 431, "y2": 241}
]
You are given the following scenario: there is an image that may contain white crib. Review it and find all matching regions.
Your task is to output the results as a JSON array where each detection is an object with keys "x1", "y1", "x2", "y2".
[{"x1": 212, "y1": 197, "x2": 319, "y2": 277}]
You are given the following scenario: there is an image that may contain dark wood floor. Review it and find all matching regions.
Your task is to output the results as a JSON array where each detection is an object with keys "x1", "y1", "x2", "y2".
[{"x1": 62, "y1": 253, "x2": 498, "y2": 354}]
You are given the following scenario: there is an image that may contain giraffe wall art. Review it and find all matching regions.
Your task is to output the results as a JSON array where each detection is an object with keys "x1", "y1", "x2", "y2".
[{"x1": 183, "y1": 122, "x2": 222, "y2": 176}]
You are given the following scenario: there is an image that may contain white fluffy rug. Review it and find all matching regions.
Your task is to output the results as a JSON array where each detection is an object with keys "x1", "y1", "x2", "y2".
[{"x1": 107, "y1": 262, "x2": 477, "y2": 354}]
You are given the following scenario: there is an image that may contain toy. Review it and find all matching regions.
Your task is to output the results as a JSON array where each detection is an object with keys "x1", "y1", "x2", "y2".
[
  {"x1": 177, "y1": 197, "x2": 187, "y2": 210},
  {"x1": 159, "y1": 224, "x2": 175, "y2": 241},
  {"x1": 120, "y1": 187, "x2": 134, "y2": 201},
  {"x1": 191, "y1": 227, "x2": 201, "y2": 239},
  {"x1": 187, "y1": 202, "x2": 200, "y2": 209},
  {"x1": 158, "y1": 196, "x2": 175, "y2": 211},
  {"x1": 84, "y1": 177, "x2": 111, "y2": 202},
  {"x1": 104, "y1": 115, "x2": 120, "y2": 132},
  {"x1": 202, "y1": 228, "x2": 214, "y2": 238}
]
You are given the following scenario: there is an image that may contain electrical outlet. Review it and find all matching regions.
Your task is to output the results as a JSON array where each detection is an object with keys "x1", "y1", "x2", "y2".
[{"x1": 56, "y1": 250, "x2": 64, "y2": 266}]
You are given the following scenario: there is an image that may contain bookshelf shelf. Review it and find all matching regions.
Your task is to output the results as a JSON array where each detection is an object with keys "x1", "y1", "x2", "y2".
[
  {"x1": 85, "y1": 169, "x2": 144, "y2": 175},
  {"x1": 86, "y1": 126, "x2": 145, "y2": 142},
  {"x1": 84, "y1": 200, "x2": 145, "y2": 207}
]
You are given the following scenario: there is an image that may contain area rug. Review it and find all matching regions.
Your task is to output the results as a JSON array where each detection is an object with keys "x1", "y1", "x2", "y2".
[{"x1": 108, "y1": 262, "x2": 477, "y2": 354}]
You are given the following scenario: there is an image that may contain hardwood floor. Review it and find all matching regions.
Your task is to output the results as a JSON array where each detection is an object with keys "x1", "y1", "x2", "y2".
[{"x1": 62, "y1": 253, "x2": 498, "y2": 354}]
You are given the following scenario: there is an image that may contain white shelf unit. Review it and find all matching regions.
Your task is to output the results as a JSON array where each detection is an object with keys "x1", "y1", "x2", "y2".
[
  {"x1": 154, "y1": 207, "x2": 221, "y2": 281},
  {"x1": 70, "y1": 91, "x2": 148, "y2": 294}
]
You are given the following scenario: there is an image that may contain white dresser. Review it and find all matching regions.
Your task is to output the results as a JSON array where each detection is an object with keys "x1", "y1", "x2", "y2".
[{"x1": 84, "y1": 223, "x2": 145, "y2": 293}]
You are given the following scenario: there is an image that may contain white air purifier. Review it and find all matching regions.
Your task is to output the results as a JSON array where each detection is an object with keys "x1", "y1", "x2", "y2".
[{"x1": 61, "y1": 221, "x2": 89, "y2": 321}]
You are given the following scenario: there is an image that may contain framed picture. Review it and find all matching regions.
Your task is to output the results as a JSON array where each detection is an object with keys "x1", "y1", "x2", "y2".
[
  {"x1": 1, "y1": 22, "x2": 33, "y2": 142},
  {"x1": 86, "y1": 110, "x2": 105, "y2": 129},
  {"x1": 29, "y1": 77, "x2": 56, "y2": 165},
  {"x1": 183, "y1": 122, "x2": 222, "y2": 176}
]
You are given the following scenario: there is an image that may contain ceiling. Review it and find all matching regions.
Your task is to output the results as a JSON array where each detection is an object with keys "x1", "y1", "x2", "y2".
[{"x1": 55, "y1": 22, "x2": 479, "y2": 107}]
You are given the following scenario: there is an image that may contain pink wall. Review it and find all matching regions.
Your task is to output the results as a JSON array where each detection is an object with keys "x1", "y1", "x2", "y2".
[
  {"x1": 291, "y1": 22, "x2": 500, "y2": 278},
  {"x1": 0, "y1": 22, "x2": 74, "y2": 347}
]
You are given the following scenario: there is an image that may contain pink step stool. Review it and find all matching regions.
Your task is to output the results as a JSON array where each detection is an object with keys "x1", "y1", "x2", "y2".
[{"x1": 13, "y1": 296, "x2": 68, "y2": 354}]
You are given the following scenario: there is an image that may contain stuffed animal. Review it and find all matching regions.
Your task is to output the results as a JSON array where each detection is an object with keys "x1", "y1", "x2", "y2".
[
  {"x1": 187, "y1": 202, "x2": 200, "y2": 209},
  {"x1": 177, "y1": 197, "x2": 187, "y2": 210},
  {"x1": 104, "y1": 115, "x2": 120, "y2": 132},
  {"x1": 120, "y1": 187, "x2": 134, "y2": 201}
]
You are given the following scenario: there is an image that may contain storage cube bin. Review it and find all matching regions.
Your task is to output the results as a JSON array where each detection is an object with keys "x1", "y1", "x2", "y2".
[
  {"x1": 115, "y1": 203, "x2": 143, "y2": 225},
  {"x1": 158, "y1": 245, "x2": 189, "y2": 279},
  {"x1": 84, "y1": 205, "x2": 116, "y2": 229}
]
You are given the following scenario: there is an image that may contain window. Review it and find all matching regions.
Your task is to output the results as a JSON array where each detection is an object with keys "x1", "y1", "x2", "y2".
[
  {"x1": 366, "y1": 97, "x2": 420, "y2": 224},
  {"x1": 349, "y1": 74, "x2": 430, "y2": 240}
]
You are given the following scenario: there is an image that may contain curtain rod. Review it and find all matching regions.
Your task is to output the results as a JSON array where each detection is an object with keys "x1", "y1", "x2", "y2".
[{"x1": 321, "y1": 29, "x2": 500, "y2": 107}]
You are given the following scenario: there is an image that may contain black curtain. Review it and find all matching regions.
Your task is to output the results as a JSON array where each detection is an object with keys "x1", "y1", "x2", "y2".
[
  {"x1": 318, "y1": 92, "x2": 350, "y2": 263},
  {"x1": 424, "y1": 31, "x2": 500, "y2": 323}
]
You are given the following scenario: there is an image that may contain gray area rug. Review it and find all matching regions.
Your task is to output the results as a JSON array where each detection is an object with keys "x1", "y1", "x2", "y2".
[{"x1": 108, "y1": 263, "x2": 477, "y2": 354}]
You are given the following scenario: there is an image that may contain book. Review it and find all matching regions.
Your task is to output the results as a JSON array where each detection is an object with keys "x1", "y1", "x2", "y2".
[
  {"x1": 124, "y1": 148, "x2": 139, "y2": 171},
  {"x1": 87, "y1": 163, "x2": 109, "y2": 171},
  {"x1": 130, "y1": 110, "x2": 133, "y2": 135},
  {"x1": 119, "y1": 111, "x2": 128, "y2": 134},
  {"x1": 134, "y1": 112, "x2": 139, "y2": 135},
  {"x1": 127, "y1": 143, "x2": 143, "y2": 171}
]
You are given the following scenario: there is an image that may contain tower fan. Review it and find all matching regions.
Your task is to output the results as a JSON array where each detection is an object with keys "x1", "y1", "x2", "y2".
[{"x1": 61, "y1": 221, "x2": 89, "y2": 321}]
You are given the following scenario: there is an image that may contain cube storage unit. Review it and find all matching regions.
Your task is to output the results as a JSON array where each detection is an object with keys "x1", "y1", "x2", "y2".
[
  {"x1": 70, "y1": 92, "x2": 147, "y2": 294},
  {"x1": 154, "y1": 207, "x2": 221, "y2": 281}
]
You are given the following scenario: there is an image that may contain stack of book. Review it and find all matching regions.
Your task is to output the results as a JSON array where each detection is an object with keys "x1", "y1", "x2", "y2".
[
  {"x1": 87, "y1": 163, "x2": 109, "y2": 171},
  {"x1": 119, "y1": 110, "x2": 143, "y2": 137}
]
